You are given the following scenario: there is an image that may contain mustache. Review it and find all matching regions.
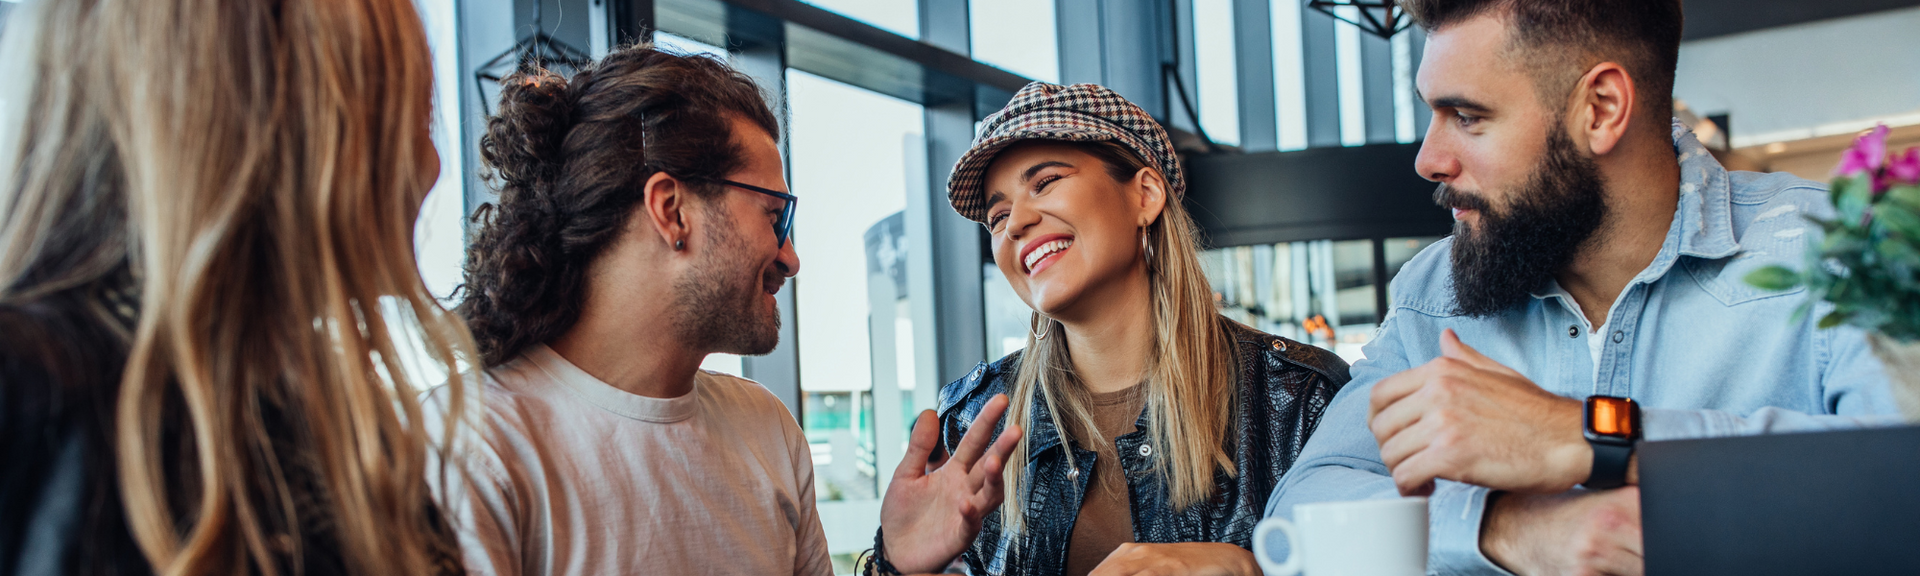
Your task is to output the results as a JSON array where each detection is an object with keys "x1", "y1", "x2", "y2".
[
  {"x1": 1433, "y1": 183, "x2": 1491, "y2": 213},
  {"x1": 762, "y1": 266, "x2": 787, "y2": 294}
]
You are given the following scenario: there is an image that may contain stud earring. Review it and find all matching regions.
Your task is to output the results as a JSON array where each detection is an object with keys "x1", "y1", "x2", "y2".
[{"x1": 674, "y1": 240, "x2": 685, "y2": 251}]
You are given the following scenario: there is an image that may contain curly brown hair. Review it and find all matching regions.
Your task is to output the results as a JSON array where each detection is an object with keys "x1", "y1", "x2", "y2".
[{"x1": 456, "y1": 44, "x2": 780, "y2": 367}]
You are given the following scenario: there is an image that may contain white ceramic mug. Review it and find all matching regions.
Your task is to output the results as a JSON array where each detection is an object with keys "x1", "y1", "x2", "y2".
[{"x1": 1252, "y1": 497, "x2": 1428, "y2": 576}]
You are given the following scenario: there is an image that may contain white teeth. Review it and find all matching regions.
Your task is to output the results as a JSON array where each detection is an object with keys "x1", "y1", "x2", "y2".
[{"x1": 1024, "y1": 239, "x2": 1073, "y2": 272}]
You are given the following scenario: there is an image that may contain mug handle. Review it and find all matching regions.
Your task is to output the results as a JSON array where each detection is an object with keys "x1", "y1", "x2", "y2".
[{"x1": 1253, "y1": 518, "x2": 1303, "y2": 576}]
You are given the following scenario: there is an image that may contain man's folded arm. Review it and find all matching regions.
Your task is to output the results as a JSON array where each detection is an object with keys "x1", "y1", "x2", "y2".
[{"x1": 1267, "y1": 320, "x2": 1516, "y2": 576}]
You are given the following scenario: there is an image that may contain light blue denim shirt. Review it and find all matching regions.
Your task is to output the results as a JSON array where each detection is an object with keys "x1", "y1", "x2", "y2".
[{"x1": 1264, "y1": 122, "x2": 1900, "y2": 575}]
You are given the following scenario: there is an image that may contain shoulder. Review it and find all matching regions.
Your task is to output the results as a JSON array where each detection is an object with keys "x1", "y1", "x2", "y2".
[
  {"x1": 1681, "y1": 171, "x2": 1832, "y2": 305},
  {"x1": 1726, "y1": 170, "x2": 1831, "y2": 216},
  {"x1": 937, "y1": 351, "x2": 1020, "y2": 429},
  {"x1": 698, "y1": 370, "x2": 789, "y2": 413},
  {"x1": 0, "y1": 299, "x2": 125, "y2": 429},
  {"x1": 696, "y1": 369, "x2": 806, "y2": 434},
  {"x1": 1724, "y1": 170, "x2": 1834, "y2": 260},
  {"x1": 1222, "y1": 318, "x2": 1351, "y2": 390}
]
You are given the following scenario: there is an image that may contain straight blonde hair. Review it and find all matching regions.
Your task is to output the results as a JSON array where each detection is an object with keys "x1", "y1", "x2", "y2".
[
  {"x1": 0, "y1": 0, "x2": 474, "y2": 573},
  {"x1": 999, "y1": 142, "x2": 1238, "y2": 533}
]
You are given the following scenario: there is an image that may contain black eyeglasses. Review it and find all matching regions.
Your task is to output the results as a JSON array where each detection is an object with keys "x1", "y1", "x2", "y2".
[{"x1": 720, "y1": 179, "x2": 797, "y2": 249}]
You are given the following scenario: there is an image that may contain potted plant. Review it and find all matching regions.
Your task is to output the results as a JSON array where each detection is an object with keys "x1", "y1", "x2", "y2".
[{"x1": 1747, "y1": 125, "x2": 1920, "y2": 418}]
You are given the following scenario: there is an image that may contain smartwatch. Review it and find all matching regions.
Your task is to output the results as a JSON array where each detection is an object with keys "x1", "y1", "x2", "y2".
[{"x1": 1582, "y1": 395, "x2": 1641, "y2": 490}]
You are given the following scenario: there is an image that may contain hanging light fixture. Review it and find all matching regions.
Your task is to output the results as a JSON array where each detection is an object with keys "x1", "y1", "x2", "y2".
[
  {"x1": 1306, "y1": 0, "x2": 1414, "y2": 40},
  {"x1": 472, "y1": 1, "x2": 592, "y2": 115}
]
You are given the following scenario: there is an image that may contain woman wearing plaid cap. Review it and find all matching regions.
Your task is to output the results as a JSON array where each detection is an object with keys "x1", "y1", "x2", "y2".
[{"x1": 866, "y1": 83, "x2": 1351, "y2": 576}]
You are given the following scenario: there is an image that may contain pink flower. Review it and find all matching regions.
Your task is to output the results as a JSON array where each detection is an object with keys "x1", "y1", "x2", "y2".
[
  {"x1": 1835, "y1": 124, "x2": 1890, "y2": 179},
  {"x1": 1887, "y1": 147, "x2": 1920, "y2": 187}
]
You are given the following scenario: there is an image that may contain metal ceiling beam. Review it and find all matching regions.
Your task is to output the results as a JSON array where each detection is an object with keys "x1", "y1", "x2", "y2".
[
  {"x1": 1683, "y1": 0, "x2": 1920, "y2": 40},
  {"x1": 1184, "y1": 143, "x2": 1451, "y2": 246},
  {"x1": 656, "y1": 0, "x2": 1029, "y2": 109}
]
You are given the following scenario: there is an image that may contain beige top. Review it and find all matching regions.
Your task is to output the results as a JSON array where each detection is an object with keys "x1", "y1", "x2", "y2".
[
  {"x1": 423, "y1": 344, "x2": 830, "y2": 576},
  {"x1": 1063, "y1": 383, "x2": 1149, "y2": 576}
]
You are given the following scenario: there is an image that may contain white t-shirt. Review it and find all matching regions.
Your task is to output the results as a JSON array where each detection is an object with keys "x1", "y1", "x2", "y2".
[{"x1": 423, "y1": 344, "x2": 831, "y2": 576}]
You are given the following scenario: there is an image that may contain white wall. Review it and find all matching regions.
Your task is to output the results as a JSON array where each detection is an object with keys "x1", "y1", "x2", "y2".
[{"x1": 1674, "y1": 7, "x2": 1920, "y2": 147}]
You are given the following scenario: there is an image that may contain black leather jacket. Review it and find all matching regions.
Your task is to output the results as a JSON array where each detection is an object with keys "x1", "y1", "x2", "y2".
[{"x1": 935, "y1": 318, "x2": 1349, "y2": 576}]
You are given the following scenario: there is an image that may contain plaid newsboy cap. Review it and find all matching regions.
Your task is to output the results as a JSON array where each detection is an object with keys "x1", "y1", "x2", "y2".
[{"x1": 946, "y1": 82, "x2": 1186, "y2": 223}]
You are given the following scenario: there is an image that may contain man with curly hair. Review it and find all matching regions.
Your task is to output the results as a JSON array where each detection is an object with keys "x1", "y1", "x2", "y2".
[{"x1": 422, "y1": 45, "x2": 1018, "y2": 576}]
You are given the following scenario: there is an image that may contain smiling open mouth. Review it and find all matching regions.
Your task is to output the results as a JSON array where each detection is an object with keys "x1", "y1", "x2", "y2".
[{"x1": 1023, "y1": 238, "x2": 1073, "y2": 274}]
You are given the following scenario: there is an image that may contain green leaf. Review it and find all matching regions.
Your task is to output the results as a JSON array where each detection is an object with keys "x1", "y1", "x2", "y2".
[
  {"x1": 1835, "y1": 177, "x2": 1874, "y2": 225},
  {"x1": 1819, "y1": 310, "x2": 1849, "y2": 329},
  {"x1": 1744, "y1": 265, "x2": 1803, "y2": 291},
  {"x1": 1886, "y1": 185, "x2": 1920, "y2": 212},
  {"x1": 1879, "y1": 207, "x2": 1920, "y2": 243}
]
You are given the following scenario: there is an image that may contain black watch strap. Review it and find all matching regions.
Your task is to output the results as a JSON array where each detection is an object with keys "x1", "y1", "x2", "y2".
[{"x1": 1584, "y1": 441, "x2": 1633, "y2": 490}]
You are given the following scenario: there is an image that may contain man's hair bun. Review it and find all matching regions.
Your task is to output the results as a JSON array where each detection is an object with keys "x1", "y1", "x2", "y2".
[{"x1": 481, "y1": 69, "x2": 574, "y2": 195}]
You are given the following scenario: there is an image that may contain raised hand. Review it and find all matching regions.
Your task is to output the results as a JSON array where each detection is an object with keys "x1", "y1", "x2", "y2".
[
  {"x1": 1368, "y1": 329, "x2": 1590, "y2": 496},
  {"x1": 878, "y1": 394, "x2": 1023, "y2": 573}
]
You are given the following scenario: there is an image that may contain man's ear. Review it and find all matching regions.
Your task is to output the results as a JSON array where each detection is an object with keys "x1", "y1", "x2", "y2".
[
  {"x1": 1572, "y1": 61, "x2": 1636, "y2": 157},
  {"x1": 1132, "y1": 166, "x2": 1170, "y2": 227},
  {"x1": 642, "y1": 171, "x2": 688, "y2": 250}
]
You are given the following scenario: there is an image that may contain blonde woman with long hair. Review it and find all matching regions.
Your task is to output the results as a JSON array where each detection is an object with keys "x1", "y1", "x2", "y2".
[
  {"x1": 868, "y1": 83, "x2": 1350, "y2": 576},
  {"x1": 0, "y1": 0, "x2": 471, "y2": 574}
]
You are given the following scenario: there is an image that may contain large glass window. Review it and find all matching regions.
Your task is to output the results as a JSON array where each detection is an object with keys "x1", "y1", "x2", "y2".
[
  {"x1": 983, "y1": 263, "x2": 1032, "y2": 361},
  {"x1": 1203, "y1": 240, "x2": 1371, "y2": 362},
  {"x1": 785, "y1": 68, "x2": 929, "y2": 567},
  {"x1": 1193, "y1": 0, "x2": 1240, "y2": 146},
  {"x1": 1201, "y1": 236, "x2": 1444, "y2": 363},
  {"x1": 1333, "y1": 5, "x2": 1367, "y2": 146},
  {"x1": 802, "y1": 0, "x2": 919, "y2": 39},
  {"x1": 416, "y1": 0, "x2": 466, "y2": 306},
  {"x1": 969, "y1": 0, "x2": 1059, "y2": 83},
  {"x1": 1270, "y1": 0, "x2": 1309, "y2": 151}
]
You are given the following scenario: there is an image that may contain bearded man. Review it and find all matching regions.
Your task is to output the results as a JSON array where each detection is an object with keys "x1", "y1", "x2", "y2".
[{"x1": 1267, "y1": 1, "x2": 1898, "y2": 575}]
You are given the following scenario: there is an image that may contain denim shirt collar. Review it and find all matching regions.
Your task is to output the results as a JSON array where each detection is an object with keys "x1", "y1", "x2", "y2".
[{"x1": 1533, "y1": 119, "x2": 1739, "y2": 300}]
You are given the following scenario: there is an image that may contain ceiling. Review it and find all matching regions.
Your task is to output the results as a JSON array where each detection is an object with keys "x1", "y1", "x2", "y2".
[{"x1": 1683, "y1": 0, "x2": 1920, "y2": 40}]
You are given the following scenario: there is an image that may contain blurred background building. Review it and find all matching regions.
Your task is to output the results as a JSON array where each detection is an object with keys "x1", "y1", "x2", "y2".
[{"x1": 4, "y1": 0, "x2": 1915, "y2": 571}]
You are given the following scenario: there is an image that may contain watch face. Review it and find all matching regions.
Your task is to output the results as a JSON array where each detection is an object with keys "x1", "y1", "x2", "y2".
[{"x1": 1589, "y1": 397, "x2": 1637, "y2": 437}]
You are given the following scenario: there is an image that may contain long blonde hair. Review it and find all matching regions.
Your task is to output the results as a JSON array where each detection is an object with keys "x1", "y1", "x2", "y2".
[
  {"x1": 0, "y1": 0, "x2": 473, "y2": 573},
  {"x1": 1000, "y1": 142, "x2": 1237, "y2": 533}
]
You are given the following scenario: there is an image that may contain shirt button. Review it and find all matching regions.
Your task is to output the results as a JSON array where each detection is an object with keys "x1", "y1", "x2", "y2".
[
  {"x1": 1612, "y1": 331, "x2": 1625, "y2": 343},
  {"x1": 1569, "y1": 326, "x2": 1579, "y2": 338},
  {"x1": 1138, "y1": 444, "x2": 1152, "y2": 457},
  {"x1": 1271, "y1": 340, "x2": 1288, "y2": 352}
]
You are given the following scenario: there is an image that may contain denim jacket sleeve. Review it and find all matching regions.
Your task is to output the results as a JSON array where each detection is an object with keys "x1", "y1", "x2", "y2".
[{"x1": 1264, "y1": 310, "x2": 1517, "y2": 576}]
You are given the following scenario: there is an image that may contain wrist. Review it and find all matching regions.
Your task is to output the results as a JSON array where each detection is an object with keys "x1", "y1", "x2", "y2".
[
  {"x1": 1552, "y1": 431, "x2": 1595, "y2": 491},
  {"x1": 871, "y1": 527, "x2": 937, "y2": 575},
  {"x1": 1480, "y1": 491, "x2": 1523, "y2": 573},
  {"x1": 1549, "y1": 397, "x2": 1593, "y2": 490}
]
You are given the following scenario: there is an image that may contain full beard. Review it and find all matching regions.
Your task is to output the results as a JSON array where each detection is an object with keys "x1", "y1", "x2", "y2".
[
  {"x1": 670, "y1": 208, "x2": 784, "y2": 355},
  {"x1": 1436, "y1": 125, "x2": 1609, "y2": 318}
]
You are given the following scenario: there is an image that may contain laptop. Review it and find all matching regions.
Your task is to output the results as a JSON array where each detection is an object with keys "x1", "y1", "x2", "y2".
[{"x1": 1639, "y1": 425, "x2": 1920, "y2": 575}]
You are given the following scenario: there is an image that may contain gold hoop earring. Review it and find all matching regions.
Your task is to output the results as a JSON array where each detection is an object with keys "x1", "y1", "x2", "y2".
[
  {"x1": 1140, "y1": 226, "x2": 1155, "y2": 270},
  {"x1": 1031, "y1": 313, "x2": 1052, "y2": 340}
]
